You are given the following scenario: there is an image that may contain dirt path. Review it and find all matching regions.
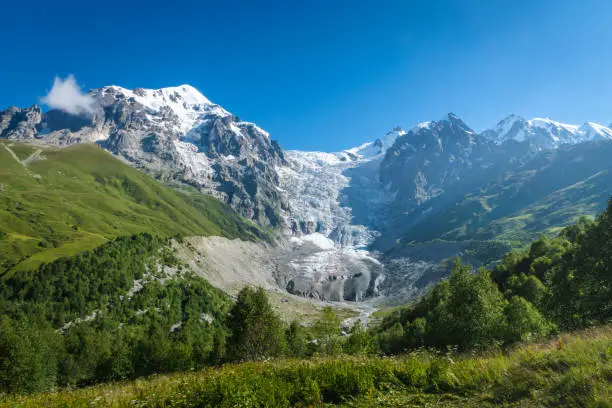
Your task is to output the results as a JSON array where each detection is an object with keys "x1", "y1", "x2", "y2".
[
  {"x1": 2, "y1": 144, "x2": 21, "y2": 164},
  {"x1": 22, "y1": 148, "x2": 43, "y2": 166},
  {"x1": 3, "y1": 144, "x2": 42, "y2": 178}
]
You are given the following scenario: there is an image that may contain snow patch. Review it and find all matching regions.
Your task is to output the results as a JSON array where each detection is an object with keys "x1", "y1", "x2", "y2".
[
  {"x1": 301, "y1": 233, "x2": 336, "y2": 250},
  {"x1": 97, "y1": 84, "x2": 230, "y2": 133}
]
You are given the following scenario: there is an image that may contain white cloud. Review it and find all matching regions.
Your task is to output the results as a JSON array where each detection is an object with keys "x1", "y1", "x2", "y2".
[{"x1": 41, "y1": 75, "x2": 95, "y2": 115}]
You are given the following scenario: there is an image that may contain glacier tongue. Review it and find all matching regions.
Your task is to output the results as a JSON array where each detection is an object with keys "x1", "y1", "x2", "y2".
[{"x1": 276, "y1": 132, "x2": 402, "y2": 302}]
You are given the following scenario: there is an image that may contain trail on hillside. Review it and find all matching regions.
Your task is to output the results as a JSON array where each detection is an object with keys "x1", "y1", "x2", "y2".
[
  {"x1": 3, "y1": 144, "x2": 43, "y2": 177},
  {"x1": 2, "y1": 144, "x2": 21, "y2": 164},
  {"x1": 22, "y1": 148, "x2": 43, "y2": 166}
]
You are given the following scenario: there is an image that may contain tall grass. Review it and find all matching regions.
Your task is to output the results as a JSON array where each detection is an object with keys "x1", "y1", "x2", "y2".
[{"x1": 4, "y1": 326, "x2": 611, "y2": 407}]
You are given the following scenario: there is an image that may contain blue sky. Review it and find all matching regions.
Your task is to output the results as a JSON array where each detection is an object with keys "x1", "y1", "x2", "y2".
[{"x1": 2, "y1": 0, "x2": 612, "y2": 151}]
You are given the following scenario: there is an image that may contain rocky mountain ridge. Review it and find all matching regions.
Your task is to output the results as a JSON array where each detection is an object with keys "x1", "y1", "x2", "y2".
[
  {"x1": 2, "y1": 83, "x2": 612, "y2": 303},
  {"x1": 1, "y1": 85, "x2": 285, "y2": 227}
]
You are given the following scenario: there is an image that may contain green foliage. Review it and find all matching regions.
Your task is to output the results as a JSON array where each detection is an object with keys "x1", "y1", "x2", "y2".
[
  {"x1": 6, "y1": 325, "x2": 612, "y2": 407},
  {"x1": 430, "y1": 263, "x2": 507, "y2": 350},
  {"x1": 343, "y1": 321, "x2": 372, "y2": 355},
  {"x1": 1, "y1": 233, "x2": 165, "y2": 326},
  {"x1": 379, "y1": 198, "x2": 612, "y2": 354},
  {"x1": 227, "y1": 286, "x2": 285, "y2": 361},
  {"x1": 285, "y1": 320, "x2": 309, "y2": 358},
  {"x1": 376, "y1": 259, "x2": 554, "y2": 352},
  {"x1": 377, "y1": 321, "x2": 405, "y2": 354},
  {"x1": 504, "y1": 296, "x2": 553, "y2": 343},
  {"x1": 0, "y1": 317, "x2": 58, "y2": 394},
  {"x1": 0, "y1": 234, "x2": 233, "y2": 393},
  {"x1": 547, "y1": 199, "x2": 612, "y2": 328},
  {"x1": 404, "y1": 317, "x2": 426, "y2": 349},
  {"x1": 506, "y1": 274, "x2": 547, "y2": 307},
  {"x1": 493, "y1": 199, "x2": 612, "y2": 330}
]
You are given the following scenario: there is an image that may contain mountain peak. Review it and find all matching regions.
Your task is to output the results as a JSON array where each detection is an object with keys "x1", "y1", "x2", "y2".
[
  {"x1": 99, "y1": 84, "x2": 212, "y2": 106},
  {"x1": 92, "y1": 84, "x2": 227, "y2": 132},
  {"x1": 162, "y1": 84, "x2": 211, "y2": 105},
  {"x1": 527, "y1": 117, "x2": 578, "y2": 131},
  {"x1": 437, "y1": 112, "x2": 474, "y2": 134},
  {"x1": 341, "y1": 127, "x2": 407, "y2": 160},
  {"x1": 381, "y1": 126, "x2": 406, "y2": 150},
  {"x1": 497, "y1": 114, "x2": 524, "y2": 124},
  {"x1": 440, "y1": 112, "x2": 459, "y2": 122}
]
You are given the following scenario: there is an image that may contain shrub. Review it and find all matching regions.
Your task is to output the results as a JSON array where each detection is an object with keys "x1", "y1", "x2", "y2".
[{"x1": 504, "y1": 296, "x2": 553, "y2": 343}]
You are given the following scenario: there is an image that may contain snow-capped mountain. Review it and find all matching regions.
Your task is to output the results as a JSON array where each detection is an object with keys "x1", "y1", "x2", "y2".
[
  {"x1": 0, "y1": 84, "x2": 394, "y2": 302},
  {"x1": 579, "y1": 122, "x2": 612, "y2": 141},
  {"x1": 94, "y1": 84, "x2": 226, "y2": 132},
  {"x1": 483, "y1": 115, "x2": 612, "y2": 149},
  {"x1": 3, "y1": 83, "x2": 612, "y2": 303},
  {"x1": 0, "y1": 84, "x2": 285, "y2": 226}
]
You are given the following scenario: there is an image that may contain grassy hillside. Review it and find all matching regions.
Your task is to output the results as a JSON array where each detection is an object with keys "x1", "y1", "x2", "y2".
[
  {"x1": 4, "y1": 325, "x2": 611, "y2": 407},
  {"x1": 0, "y1": 141, "x2": 264, "y2": 274}
]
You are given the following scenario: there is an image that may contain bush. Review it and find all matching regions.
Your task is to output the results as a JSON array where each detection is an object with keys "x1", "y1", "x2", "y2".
[
  {"x1": 286, "y1": 320, "x2": 309, "y2": 357},
  {"x1": 344, "y1": 320, "x2": 372, "y2": 355},
  {"x1": 0, "y1": 317, "x2": 58, "y2": 394},
  {"x1": 504, "y1": 296, "x2": 553, "y2": 343}
]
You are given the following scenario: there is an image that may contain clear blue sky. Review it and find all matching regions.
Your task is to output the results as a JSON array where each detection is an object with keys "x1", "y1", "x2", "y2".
[{"x1": 2, "y1": 0, "x2": 612, "y2": 151}]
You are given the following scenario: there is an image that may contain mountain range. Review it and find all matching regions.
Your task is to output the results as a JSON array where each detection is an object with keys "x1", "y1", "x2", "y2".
[{"x1": 2, "y1": 84, "x2": 612, "y2": 304}]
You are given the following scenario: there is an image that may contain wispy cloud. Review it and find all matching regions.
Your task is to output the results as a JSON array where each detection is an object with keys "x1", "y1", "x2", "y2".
[{"x1": 41, "y1": 75, "x2": 95, "y2": 115}]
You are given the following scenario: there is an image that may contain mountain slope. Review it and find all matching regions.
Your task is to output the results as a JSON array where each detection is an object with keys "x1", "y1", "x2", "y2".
[
  {"x1": 385, "y1": 140, "x2": 612, "y2": 264},
  {"x1": 380, "y1": 113, "x2": 494, "y2": 210},
  {"x1": 0, "y1": 140, "x2": 263, "y2": 274}
]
